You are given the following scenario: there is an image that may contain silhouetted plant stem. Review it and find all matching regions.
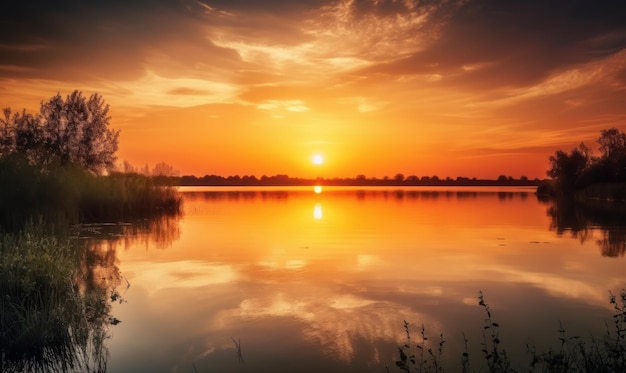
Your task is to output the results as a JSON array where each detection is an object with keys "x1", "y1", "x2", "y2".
[
  {"x1": 461, "y1": 332, "x2": 470, "y2": 373},
  {"x1": 394, "y1": 290, "x2": 626, "y2": 372}
]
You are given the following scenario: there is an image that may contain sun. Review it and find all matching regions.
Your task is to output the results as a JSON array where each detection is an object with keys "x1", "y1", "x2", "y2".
[{"x1": 312, "y1": 154, "x2": 324, "y2": 165}]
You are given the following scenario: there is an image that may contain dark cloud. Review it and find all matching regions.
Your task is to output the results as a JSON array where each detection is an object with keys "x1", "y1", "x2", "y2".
[
  {"x1": 2, "y1": 0, "x2": 625, "y2": 97},
  {"x1": 364, "y1": 0, "x2": 626, "y2": 90},
  {"x1": 0, "y1": 0, "x2": 240, "y2": 81},
  {"x1": 349, "y1": 0, "x2": 420, "y2": 17},
  {"x1": 207, "y1": 10, "x2": 315, "y2": 47},
  {"x1": 199, "y1": 0, "x2": 327, "y2": 12}
]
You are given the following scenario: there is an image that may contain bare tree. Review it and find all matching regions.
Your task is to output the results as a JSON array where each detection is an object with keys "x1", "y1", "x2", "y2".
[{"x1": 152, "y1": 162, "x2": 179, "y2": 177}]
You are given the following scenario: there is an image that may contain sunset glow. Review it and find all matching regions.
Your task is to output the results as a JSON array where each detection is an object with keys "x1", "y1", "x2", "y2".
[{"x1": 1, "y1": 1, "x2": 625, "y2": 179}]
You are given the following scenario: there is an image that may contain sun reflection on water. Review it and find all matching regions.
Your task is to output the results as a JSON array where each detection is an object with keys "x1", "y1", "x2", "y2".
[{"x1": 313, "y1": 203, "x2": 323, "y2": 220}]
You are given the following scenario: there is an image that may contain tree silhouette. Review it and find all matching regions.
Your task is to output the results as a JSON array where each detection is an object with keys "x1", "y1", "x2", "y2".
[
  {"x1": 596, "y1": 128, "x2": 626, "y2": 182},
  {"x1": 546, "y1": 129, "x2": 626, "y2": 192},
  {"x1": 0, "y1": 91, "x2": 119, "y2": 174},
  {"x1": 547, "y1": 143, "x2": 591, "y2": 191},
  {"x1": 152, "y1": 162, "x2": 179, "y2": 177},
  {"x1": 598, "y1": 128, "x2": 626, "y2": 161},
  {"x1": 0, "y1": 108, "x2": 43, "y2": 163}
]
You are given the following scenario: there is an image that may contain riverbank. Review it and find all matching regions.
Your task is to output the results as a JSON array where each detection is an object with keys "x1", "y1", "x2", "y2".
[
  {"x1": 537, "y1": 181, "x2": 626, "y2": 202},
  {"x1": 0, "y1": 156, "x2": 182, "y2": 232},
  {"x1": 0, "y1": 156, "x2": 183, "y2": 370}
]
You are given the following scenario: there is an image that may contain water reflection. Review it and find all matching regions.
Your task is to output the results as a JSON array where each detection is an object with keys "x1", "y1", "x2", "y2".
[
  {"x1": 103, "y1": 187, "x2": 626, "y2": 372},
  {"x1": 75, "y1": 215, "x2": 181, "y2": 251},
  {"x1": 0, "y1": 216, "x2": 181, "y2": 372},
  {"x1": 1, "y1": 237, "x2": 119, "y2": 372},
  {"x1": 313, "y1": 203, "x2": 323, "y2": 220},
  {"x1": 182, "y1": 186, "x2": 534, "y2": 202},
  {"x1": 543, "y1": 197, "x2": 626, "y2": 257}
]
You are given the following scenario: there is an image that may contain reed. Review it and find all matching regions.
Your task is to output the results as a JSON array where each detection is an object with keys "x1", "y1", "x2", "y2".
[
  {"x1": 395, "y1": 290, "x2": 626, "y2": 372},
  {"x1": 0, "y1": 225, "x2": 119, "y2": 372},
  {"x1": 0, "y1": 154, "x2": 178, "y2": 370},
  {"x1": 0, "y1": 156, "x2": 182, "y2": 232},
  {"x1": 395, "y1": 320, "x2": 446, "y2": 373}
]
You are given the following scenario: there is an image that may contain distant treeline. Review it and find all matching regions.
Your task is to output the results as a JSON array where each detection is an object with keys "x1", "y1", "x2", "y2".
[{"x1": 175, "y1": 174, "x2": 543, "y2": 187}]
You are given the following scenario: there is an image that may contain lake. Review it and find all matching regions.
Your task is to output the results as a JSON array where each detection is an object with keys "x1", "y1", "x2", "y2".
[{"x1": 102, "y1": 186, "x2": 626, "y2": 372}]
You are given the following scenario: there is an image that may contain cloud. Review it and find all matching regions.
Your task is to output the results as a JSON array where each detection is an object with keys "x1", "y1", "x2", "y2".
[
  {"x1": 0, "y1": 0, "x2": 241, "y2": 82},
  {"x1": 472, "y1": 49, "x2": 626, "y2": 107},
  {"x1": 256, "y1": 99, "x2": 310, "y2": 113},
  {"x1": 304, "y1": 0, "x2": 441, "y2": 62},
  {"x1": 167, "y1": 87, "x2": 215, "y2": 96},
  {"x1": 231, "y1": 291, "x2": 424, "y2": 363},
  {"x1": 3, "y1": 0, "x2": 625, "y2": 97},
  {"x1": 363, "y1": 0, "x2": 626, "y2": 91}
]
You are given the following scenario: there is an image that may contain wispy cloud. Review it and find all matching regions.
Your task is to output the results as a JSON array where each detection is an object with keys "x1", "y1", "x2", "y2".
[
  {"x1": 256, "y1": 99, "x2": 310, "y2": 113},
  {"x1": 491, "y1": 49, "x2": 626, "y2": 106}
]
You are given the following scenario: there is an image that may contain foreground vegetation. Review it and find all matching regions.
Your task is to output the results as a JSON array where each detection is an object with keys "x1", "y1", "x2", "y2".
[
  {"x1": 0, "y1": 154, "x2": 181, "y2": 232},
  {"x1": 0, "y1": 91, "x2": 182, "y2": 232},
  {"x1": 0, "y1": 225, "x2": 122, "y2": 372},
  {"x1": 0, "y1": 91, "x2": 182, "y2": 370},
  {"x1": 394, "y1": 290, "x2": 626, "y2": 373}
]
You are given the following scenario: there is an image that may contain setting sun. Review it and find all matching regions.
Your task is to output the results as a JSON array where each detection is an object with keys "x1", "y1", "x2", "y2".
[{"x1": 312, "y1": 154, "x2": 324, "y2": 165}]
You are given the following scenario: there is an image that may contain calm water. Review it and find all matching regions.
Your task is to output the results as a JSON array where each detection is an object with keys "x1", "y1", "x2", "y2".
[{"x1": 103, "y1": 186, "x2": 626, "y2": 372}]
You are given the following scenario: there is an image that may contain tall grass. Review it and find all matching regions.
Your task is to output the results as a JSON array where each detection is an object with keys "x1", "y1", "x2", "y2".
[
  {"x1": 0, "y1": 225, "x2": 120, "y2": 372},
  {"x1": 78, "y1": 171, "x2": 182, "y2": 221},
  {"x1": 0, "y1": 155, "x2": 182, "y2": 232},
  {"x1": 395, "y1": 290, "x2": 626, "y2": 372},
  {"x1": 0, "y1": 154, "x2": 177, "y2": 370}
]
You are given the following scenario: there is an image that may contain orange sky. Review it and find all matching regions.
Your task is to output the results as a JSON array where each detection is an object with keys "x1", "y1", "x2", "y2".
[{"x1": 1, "y1": 0, "x2": 625, "y2": 179}]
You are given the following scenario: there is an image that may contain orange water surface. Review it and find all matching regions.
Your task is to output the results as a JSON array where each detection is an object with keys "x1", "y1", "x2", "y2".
[{"x1": 106, "y1": 187, "x2": 626, "y2": 372}]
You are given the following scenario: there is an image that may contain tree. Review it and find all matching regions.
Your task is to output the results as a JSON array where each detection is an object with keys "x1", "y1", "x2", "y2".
[
  {"x1": 123, "y1": 160, "x2": 137, "y2": 174},
  {"x1": 598, "y1": 128, "x2": 626, "y2": 161},
  {"x1": 0, "y1": 91, "x2": 119, "y2": 174},
  {"x1": 0, "y1": 108, "x2": 44, "y2": 163},
  {"x1": 394, "y1": 173, "x2": 405, "y2": 182},
  {"x1": 547, "y1": 143, "x2": 591, "y2": 191},
  {"x1": 141, "y1": 163, "x2": 150, "y2": 176},
  {"x1": 40, "y1": 91, "x2": 119, "y2": 173},
  {"x1": 152, "y1": 162, "x2": 179, "y2": 177},
  {"x1": 596, "y1": 128, "x2": 626, "y2": 181}
]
